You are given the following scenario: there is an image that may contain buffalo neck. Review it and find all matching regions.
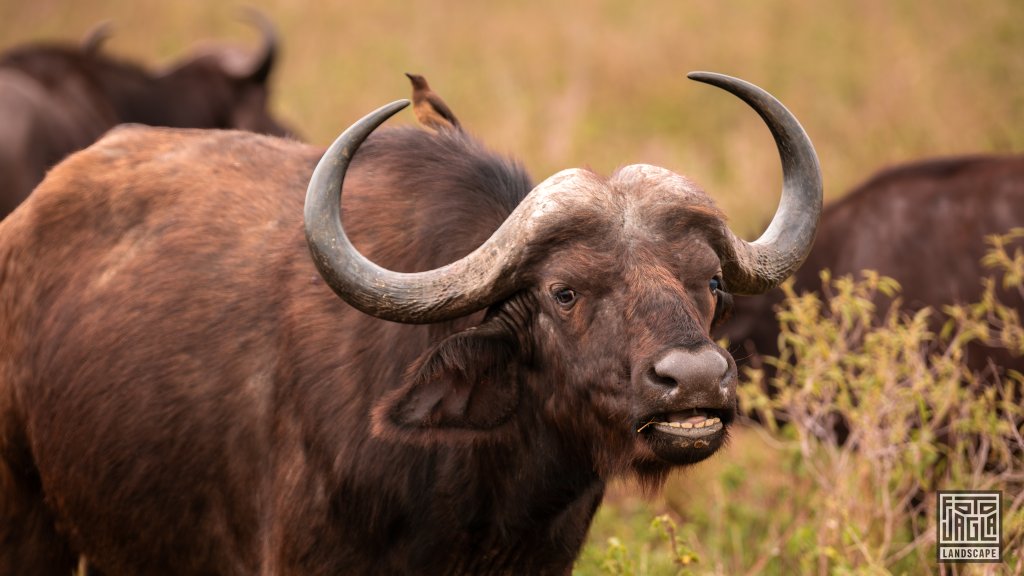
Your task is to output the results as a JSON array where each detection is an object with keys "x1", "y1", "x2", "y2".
[{"x1": 273, "y1": 313, "x2": 606, "y2": 575}]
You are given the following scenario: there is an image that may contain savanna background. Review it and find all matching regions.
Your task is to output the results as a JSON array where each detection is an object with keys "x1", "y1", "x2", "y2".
[{"x1": 3, "y1": 0, "x2": 1022, "y2": 573}]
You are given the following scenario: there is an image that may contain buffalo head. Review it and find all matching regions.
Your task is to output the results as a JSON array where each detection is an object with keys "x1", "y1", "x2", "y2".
[
  {"x1": 306, "y1": 72, "x2": 822, "y2": 475},
  {"x1": 160, "y1": 10, "x2": 295, "y2": 136},
  {"x1": 77, "y1": 9, "x2": 296, "y2": 138}
]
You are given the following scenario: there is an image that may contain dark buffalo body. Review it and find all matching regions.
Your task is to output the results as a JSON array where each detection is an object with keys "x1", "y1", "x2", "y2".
[
  {"x1": 0, "y1": 16, "x2": 293, "y2": 220},
  {"x1": 0, "y1": 74, "x2": 821, "y2": 574},
  {"x1": 724, "y1": 154, "x2": 1024, "y2": 375}
]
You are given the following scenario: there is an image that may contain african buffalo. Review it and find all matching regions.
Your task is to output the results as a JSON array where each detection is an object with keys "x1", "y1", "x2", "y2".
[
  {"x1": 0, "y1": 11, "x2": 294, "y2": 220},
  {"x1": 722, "y1": 154, "x2": 1024, "y2": 376},
  {"x1": 0, "y1": 72, "x2": 821, "y2": 575}
]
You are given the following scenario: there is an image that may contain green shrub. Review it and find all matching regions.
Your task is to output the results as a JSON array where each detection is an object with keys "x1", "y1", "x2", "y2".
[{"x1": 577, "y1": 228, "x2": 1024, "y2": 575}]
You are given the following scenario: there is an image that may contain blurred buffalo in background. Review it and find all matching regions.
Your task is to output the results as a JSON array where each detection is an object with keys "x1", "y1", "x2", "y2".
[
  {"x1": 0, "y1": 10, "x2": 296, "y2": 220},
  {"x1": 721, "y1": 154, "x2": 1024, "y2": 378}
]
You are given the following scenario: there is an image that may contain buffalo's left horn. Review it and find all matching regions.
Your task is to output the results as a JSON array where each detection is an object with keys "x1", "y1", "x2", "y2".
[
  {"x1": 239, "y1": 7, "x2": 276, "y2": 84},
  {"x1": 688, "y1": 72, "x2": 823, "y2": 294}
]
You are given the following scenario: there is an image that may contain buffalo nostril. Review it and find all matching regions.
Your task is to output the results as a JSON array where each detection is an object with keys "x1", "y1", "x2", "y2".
[
  {"x1": 652, "y1": 348, "x2": 730, "y2": 389},
  {"x1": 647, "y1": 369, "x2": 678, "y2": 388}
]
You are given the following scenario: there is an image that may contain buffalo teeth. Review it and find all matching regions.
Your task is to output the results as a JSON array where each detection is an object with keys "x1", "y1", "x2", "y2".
[
  {"x1": 657, "y1": 418, "x2": 721, "y2": 428},
  {"x1": 663, "y1": 416, "x2": 720, "y2": 426},
  {"x1": 650, "y1": 418, "x2": 724, "y2": 440}
]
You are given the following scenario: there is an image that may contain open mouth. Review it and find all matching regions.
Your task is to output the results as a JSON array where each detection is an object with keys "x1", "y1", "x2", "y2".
[
  {"x1": 637, "y1": 408, "x2": 732, "y2": 458},
  {"x1": 651, "y1": 412, "x2": 723, "y2": 438}
]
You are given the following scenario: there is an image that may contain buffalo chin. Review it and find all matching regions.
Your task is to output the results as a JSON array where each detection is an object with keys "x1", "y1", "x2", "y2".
[{"x1": 645, "y1": 426, "x2": 728, "y2": 465}]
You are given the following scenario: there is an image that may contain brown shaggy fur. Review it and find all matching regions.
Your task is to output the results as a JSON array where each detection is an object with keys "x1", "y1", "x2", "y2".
[{"x1": 1, "y1": 125, "x2": 742, "y2": 575}]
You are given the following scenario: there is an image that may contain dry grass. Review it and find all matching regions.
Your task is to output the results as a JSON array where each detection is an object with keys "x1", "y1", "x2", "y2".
[
  {"x1": 5, "y1": 2, "x2": 1024, "y2": 573},
  {"x1": 3, "y1": 0, "x2": 1022, "y2": 234}
]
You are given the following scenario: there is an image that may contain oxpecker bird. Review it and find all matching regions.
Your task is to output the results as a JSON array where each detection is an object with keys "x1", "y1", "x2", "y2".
[{"x1": 405, "y1": 72, "x2": 461, "y2": 132}]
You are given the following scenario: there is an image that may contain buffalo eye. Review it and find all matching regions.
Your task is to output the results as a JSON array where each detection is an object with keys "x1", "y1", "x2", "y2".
[
  {"x1": 551, "y1": 286, "x2": 578, "y2": 309},
  {"x1": 709, "y1": 277, "x2": 722, "y2": 293},
  {"x1": 710, "y1": 275, "x2": 732, "y2": 325}
]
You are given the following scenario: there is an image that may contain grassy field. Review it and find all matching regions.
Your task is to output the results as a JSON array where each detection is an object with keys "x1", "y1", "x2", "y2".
[
  {"x1": 3, "y1": 0, "x2": 1023, "y2": 234},
  {"x1": 4, "y1": 1, "x2": 1023, "y2": 573}
]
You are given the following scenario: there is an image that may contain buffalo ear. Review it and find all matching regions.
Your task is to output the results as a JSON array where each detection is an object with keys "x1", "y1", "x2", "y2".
[{"x1": 372, "y1": 320, "x2": 521, "y2": 441}]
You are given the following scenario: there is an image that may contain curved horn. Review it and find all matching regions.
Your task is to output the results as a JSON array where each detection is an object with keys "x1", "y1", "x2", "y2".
[
  {"x1": 306, "y1": 73, "x2": 821, "y2": 321},
  {"x1": 238, "y1": 7, "x2": 276, "y2": 84},
  {"x1": 305, "y1": 102, "x2": 594, "y2": 324},
  {"x1": 81, "y1": 20, "x2": 113, "y2": 55},
  {"x1": 688, "y1": 72, "x2": 823, "y2": 295}
]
